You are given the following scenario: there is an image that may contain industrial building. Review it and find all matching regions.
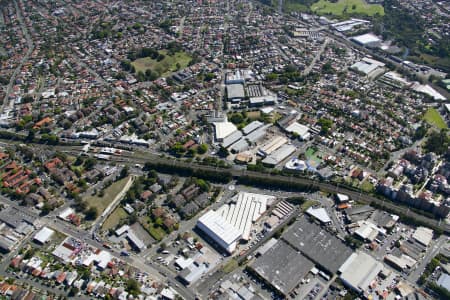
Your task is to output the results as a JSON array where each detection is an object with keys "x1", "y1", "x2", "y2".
[
  {"x1": 285, "y1": 122, "x2": 310, "y2": 140},
  {"x1": 412, "y1": 227, "x2": 433, "y2": 247},
  {"x1": 226, "y1": 84, "x2": 245, "y2": 102},
  {"x1": 221, "y1": 130, "x2": 243, "y2": 148},
  {"x1": 197, "y1": 192, "x2": 273, "y2": 252},
  {"x1": 353, "y1": 220, "x2": 386, "y2": 242},
  {"x1": 351, "y1": 33, "x2": 381, "y2": 47},
  {"x1": 242, "y1": 121, "x2": 264, "y2": 135},
  {"x1": 245, "y1": 124, "x2": 271, "y2": 144},
  {"x1": 196, "y1": 210, "x2": 242, "y2": 253},
  {"x1": 283, "y1": 216, "x2": 352, "y2": 274},
  {"x1": 338, "y1": 251, "x2": 383, "y2": 294},
  {"x1": 216, "y1": 192, "x2": 273, "y2": 240},
  {"x1": 351, "y1": 57, "x2": 386, "y2": 79},
  {"x1": 249, "y1": 240, "x2": 314, "y2": 297},
  {"x1": 230, "y1": 139, "x2": 249, "y2": 153},
  {"x1": 213, "y1": 121, "x2": 238, "y2": 142},
  {"x1": 33, "y1": 227, "x2": 55, "y2": 244},
  {"x1": 259, "y1": 136, "x2": 288, "y2": 156},
  {"x1": 262, "y1": 144, "x2": 296, "y2": 167},
  {"x1": 306, "y1": 207, "x2": 331, "y2": 225},
  {"x1": 225, "y1": 70, "x2": 247, "y2": 85}
]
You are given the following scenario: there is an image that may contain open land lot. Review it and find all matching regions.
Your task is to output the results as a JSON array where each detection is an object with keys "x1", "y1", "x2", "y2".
[
  {"x1": 132, "y1": 50, "x2": 192, "y2": 77},
  {"x1": 101, "y1": 207, "x2": 129, "y2": 231},
  {"x1": 423, "y1": 108, "x2": 447, "y2": 129},
  {"x1": 84, "y1": 176, "x2": 132, "y2": 212}
]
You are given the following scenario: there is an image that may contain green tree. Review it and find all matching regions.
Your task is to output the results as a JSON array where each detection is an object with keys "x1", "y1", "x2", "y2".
[
  {"x1": 317, "y1": 118, "x2": 333, "y2": 135},
  {"x1": 85, "y1": 207, "x2": 98, "y2": 220},
  {"x1": 126, "y1": 278, "x2": 141, "y2": 296},
  {"x1": 217, "y1": 146, "x2": 229, "y2": 158},
  {"x1": 197, "y1": 144, "x2": 208, "y2": 154}
]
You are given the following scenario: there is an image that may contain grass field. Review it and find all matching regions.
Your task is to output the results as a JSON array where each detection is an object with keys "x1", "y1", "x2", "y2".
[
  {"x1": 84, "y1": 176, "x2": 131, "y2": 213},
  {"x1": 360, "y1": 179, "x2": 375, "y2": 193},
  {"x1": 140, "y1": 216, "x2": 166, "y2": 241},
  {"x1": 423, "y1": 108, "x2": 447, "y2": 129},
  {"x1": 246, "y1": 111, "x2": 261, "y2": 120},
  {"x1": 311, "y1": 0, "x2": 384, "y2": 17},
  {"x1": 301, "y1": 200, "x2": 320, "y2": 211},
  {"x1": 223, "y1": 259, "x2": 239, "y2": 273},
  {"x1": 132, "y1": 50, "x2": 192, "y2": 77},
  {"x1": 283, "y1": 0, "x2": 310, "y2": 13},
  {"x1": 305, "y1": 147, "x2": 323, "y2": 167},
  {"x1": 419, "y1": 54, "x2": 450, "y2": 74},
  {"x1": 101, "y1": 207, "x2": 128, "y2": 232}
]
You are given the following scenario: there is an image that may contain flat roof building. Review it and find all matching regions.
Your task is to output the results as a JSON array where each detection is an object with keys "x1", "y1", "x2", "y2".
[
  {"x1": 339, "y1": 252, "x2": 383, "y2": 294},
  {"x1": 226, "y1": 84, "x2": 245, "y2": 101},
  {"x1": 306, "y1": 207, "x2": 331, "y2": 224},
  {"x1": 213, "y1": 121, "x2": 238, "y2": 142},
  {"x1": 33, "y1": 227, "x2": 55, "y2": 244},
  {"x1": 351, "y1": 33, "x2": 381, "y2": 47},
  {"x1": 197, "y1": 210, "x2": 242, "y2": 253},
  {"x1": 250, "y1": 240, "x2": 314, "y2": 297},
  {"x1": 283, "y1": 216, "x2": 352, "y2": 274},
  {"x1": 262, "y1": 144, "x2": 296, "y2": 167},
  {"x1": 412, "y1": 227, "x2": 433, "y2": 247},
  {"x1": 285, "y1": 122, "x2": 310, "y2": 140}
]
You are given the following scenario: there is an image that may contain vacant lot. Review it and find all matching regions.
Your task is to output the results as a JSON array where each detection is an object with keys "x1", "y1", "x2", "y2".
[
  {"x1": 132, "y1": 50, "x2": 192, "y2": 77},
  {"x1": 424, "y1": 108, "x2": 447, "y2": 129},
  {"x1": 311, "y1": 0, "x2": 384, "y2": 17},
  {"x1": 84, "y1": 176, "x2": 131, "y2": 213},
  {"x1": 102, "y1": 207, "x2": 128, "y2": 232}
]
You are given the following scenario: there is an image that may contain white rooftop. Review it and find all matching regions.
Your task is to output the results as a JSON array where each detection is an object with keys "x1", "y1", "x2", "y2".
[
  {"x1": 412, "y1": 227, "x2": 433, "y2": 247},
  {"x1": 306, "y1": 207, "x2": 331, "y2": 224},
  {"x1": 411, "y1": 83, "x2": 446, "y2": 101},
  {"x1": 352, "y1": 33, "x2": 381, "y2": 45},
  {"x1": 217, "y1": 192, "x2": 273, "y2": 240},
  {"x1": 198, "y1": 210, "x2": 242, "y2": 245},
  {"x1": 339, "y1": 252, "x2": 383, "y2": 294},
  {"x1": 213, "y1": 121, "x2": 238, "y2": 140},
  {"x1": 34, "y1": 227, "x2": 54, "y2": 244},
  {"x1": 285, "y1": 122, "x2": 310, "y2": 139}
]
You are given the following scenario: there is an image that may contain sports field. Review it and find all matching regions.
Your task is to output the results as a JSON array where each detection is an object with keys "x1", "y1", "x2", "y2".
[{"x1": 311, "y1": 0, "x2": 384, "y2": 17}]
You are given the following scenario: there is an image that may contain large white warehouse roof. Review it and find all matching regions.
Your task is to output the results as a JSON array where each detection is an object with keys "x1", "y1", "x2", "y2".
[{"x1": 197, "y1": 210, "x2": 242, "y2": 253}]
